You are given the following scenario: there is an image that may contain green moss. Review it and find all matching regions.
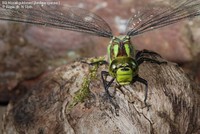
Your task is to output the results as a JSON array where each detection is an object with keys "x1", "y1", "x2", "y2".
[{"x1": 67, "y1": 57, "x2": 105, "y2": 110}]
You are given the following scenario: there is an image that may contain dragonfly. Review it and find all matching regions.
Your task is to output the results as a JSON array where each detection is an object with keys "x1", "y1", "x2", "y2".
[{"x1": 0, "y1": 0, "x2": 200, "y2": 107}]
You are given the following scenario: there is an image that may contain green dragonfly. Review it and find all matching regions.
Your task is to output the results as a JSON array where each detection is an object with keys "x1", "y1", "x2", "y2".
[{"x1": 0, "y1": 0, "x2": 200, "y2": 106}]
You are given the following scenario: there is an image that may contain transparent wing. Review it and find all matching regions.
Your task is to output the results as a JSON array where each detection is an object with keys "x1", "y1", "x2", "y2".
[
  {"x1": 0, "y1": 2, "x2": 113, "y2": 38},
  {"x1": 126, "y1": 0, "x2": 200, "y2": 36}
]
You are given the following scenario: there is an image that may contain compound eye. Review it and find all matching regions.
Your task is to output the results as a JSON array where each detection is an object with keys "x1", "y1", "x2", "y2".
[
  {"x1": 111, "y1": 64, "x2": 117, "y2": 70},
  {"x1": 131, "y1": 62, "x2": 136, "y2": 67},
  {"x1": 130, "y1": 61, "x2": 137, "y2": 71}
]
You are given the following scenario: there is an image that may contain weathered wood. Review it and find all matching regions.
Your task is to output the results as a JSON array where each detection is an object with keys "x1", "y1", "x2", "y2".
[{"x1": 2, "y1": 55, "x2": 200, "y2": 134}]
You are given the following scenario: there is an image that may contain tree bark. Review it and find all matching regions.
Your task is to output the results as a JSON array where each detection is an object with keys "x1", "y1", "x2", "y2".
[{"x1": 2, "y1": 54, "x2": 200, "y2": 134}]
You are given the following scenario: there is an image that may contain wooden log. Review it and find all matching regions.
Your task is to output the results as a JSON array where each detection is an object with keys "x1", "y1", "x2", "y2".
[{"x1": 2, "y1": 54, "x2": 200, "y2": 134}]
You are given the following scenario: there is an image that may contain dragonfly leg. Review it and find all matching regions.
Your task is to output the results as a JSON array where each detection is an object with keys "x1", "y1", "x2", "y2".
[
  {"x1": 136, "y1": 49, "x2": 161, "y2": 59},
  {"x1": 133, "y1": 75, "x2": 150, "y2": 110},
  {"x1": 101, "y1": 71, "x2": 115, "y2": 97},
  {"x1": 136, "y1": 57, "x2": 167, "y2": 66},
  {"x1": 81, "y1": 60, "x2": 108, "y2": 66},
  {"x1": 101, "y1": 71, "x2": 119, "y2": 112}
]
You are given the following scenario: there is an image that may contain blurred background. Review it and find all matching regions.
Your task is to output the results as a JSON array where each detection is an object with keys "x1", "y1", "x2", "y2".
[{"x1": 0, "y1": 0, "x2": 200, "y2": 127}]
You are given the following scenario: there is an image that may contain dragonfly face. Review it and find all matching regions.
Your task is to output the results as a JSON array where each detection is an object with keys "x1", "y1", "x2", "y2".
[
  {"x1": 109, "y1": 57, "x2": 138, "y2": 85},
  {"x1": 108, "y1": 36, "x2": 138, "y2": 85}
]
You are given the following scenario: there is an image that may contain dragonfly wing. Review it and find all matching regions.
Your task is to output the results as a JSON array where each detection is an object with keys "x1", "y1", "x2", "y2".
[
  {"x1": 126, "y1": 0, "x2": 200, "y2": 36},
  {"x1": 0, "y1": 3, "x2": 113, "y2": 38}
]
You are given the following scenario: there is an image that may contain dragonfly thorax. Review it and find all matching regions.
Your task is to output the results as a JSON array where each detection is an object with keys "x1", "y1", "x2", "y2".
[{"x1": 107, "y1": 35, "x2": 135, "y2": 63}]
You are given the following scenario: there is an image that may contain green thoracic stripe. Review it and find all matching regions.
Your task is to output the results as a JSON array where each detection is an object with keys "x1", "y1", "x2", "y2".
[
  {"x1": 124, "y1": 44, "x2": 130, "y2": 57},
  {"x1": 113, "y1": 44, "x2": 119, "y2": 58}
]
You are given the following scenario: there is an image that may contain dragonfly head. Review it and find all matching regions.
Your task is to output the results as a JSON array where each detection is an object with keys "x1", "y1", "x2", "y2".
[{"x1": 109, "y1": 57, "x2": 138, "y2": 85}]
